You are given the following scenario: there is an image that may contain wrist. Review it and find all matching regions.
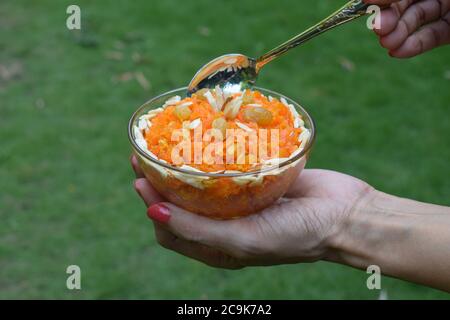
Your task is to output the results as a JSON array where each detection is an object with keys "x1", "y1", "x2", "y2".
[
  {"x1": 323, "y1": 188, "x2": 386, "y2": 267},
  {"x1": 323, "y1": 188, "x2": 450, "y2": 291}
]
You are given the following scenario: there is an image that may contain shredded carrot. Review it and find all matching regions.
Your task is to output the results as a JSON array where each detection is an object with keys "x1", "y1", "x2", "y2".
[{"x1": 144, "y1": 89, "x2": 304, "y2": 173}]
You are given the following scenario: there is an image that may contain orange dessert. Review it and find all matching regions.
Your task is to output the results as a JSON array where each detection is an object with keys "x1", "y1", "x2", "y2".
[{"x1": 131, "y1": 87, "x2": 313, "y2": 219}]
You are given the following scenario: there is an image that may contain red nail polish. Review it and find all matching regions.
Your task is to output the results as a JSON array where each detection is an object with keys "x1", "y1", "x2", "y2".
[{"x1": 147, "y1": 203, "x2": 171, "y2": 223}]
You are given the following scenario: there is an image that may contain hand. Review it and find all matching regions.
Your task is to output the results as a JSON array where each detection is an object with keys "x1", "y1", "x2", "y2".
[
  {"x1": 365, "y1": 0, "x2": 450, "y2": 58},
  {"x1": 131, "y1": 155, "x2": 373, "y2": 269}
]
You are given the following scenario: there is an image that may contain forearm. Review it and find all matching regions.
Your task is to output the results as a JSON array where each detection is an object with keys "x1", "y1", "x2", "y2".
[{"x1": 326, "y1": 190, "x2": 450, "y2": 292}]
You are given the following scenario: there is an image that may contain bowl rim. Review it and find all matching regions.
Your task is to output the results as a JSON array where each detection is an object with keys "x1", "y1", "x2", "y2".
[{"x1": 128, "y1": 86, "x2": 316, "y2": 178}]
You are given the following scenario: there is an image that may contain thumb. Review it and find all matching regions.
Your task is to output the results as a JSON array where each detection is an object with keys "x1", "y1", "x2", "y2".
[{"x1": 147, "y1": 202, "x2": 250, "y2": 257}]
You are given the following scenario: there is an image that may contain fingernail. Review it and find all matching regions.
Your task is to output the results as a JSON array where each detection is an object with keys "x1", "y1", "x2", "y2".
[{"x1": 147, "y1": 203, "x2": 171, "y2": 223}]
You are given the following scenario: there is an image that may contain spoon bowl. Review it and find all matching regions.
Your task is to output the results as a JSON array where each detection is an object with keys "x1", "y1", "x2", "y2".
[{"x1": 187, "y1": 54, "x2": 257, "y2": 95}]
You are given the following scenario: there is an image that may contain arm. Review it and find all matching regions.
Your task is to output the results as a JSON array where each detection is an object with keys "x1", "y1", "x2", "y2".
[
  {"x1": 131, "y1": 156, "x2": 450, "y2": 292},
  {"x1": 327, "y1": 190, "x2": 450, "y2": 291}
]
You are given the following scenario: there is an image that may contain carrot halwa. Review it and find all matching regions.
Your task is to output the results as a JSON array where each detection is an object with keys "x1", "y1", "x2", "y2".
[
  {"x1": 131, "y1": 87, "x2": 312, "y2": 218},
  {"x1": 136, "y1": 88, "x2": 309, "y2": 173}
]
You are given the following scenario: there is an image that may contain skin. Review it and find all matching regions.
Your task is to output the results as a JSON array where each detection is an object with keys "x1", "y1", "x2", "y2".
[
  {"x1": 131, "y1": 155, "x2": 450, "y2": 292},
  {"x1": 366, "y1": 0, "x2": 450, "y2": 58},
  {"x1": 130, "y1": 0, "x2": 450, "y2": 292}
]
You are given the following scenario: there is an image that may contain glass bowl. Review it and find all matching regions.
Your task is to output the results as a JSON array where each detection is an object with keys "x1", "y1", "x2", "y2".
[{"x1": 128, "y1": 87, "x2": 316, "y2": 219}]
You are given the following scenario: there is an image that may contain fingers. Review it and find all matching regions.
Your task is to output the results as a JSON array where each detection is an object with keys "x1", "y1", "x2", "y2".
[
  {"x1": 373, "y1": 0, "x2": 450, "y2": 57},
  {"x1": 389, "y1": 13, "x2": 450, "y2": 57},
  {"x1": 390, "y1": 0, "x2": 420, "y2": 16},
  {"x1": 380, "y1": 0, "x2": 444, "y2": 50},
  {"x1": 373, "y1": 0, "x2": 419, "y2": 36},
  {"x1": 153, "y1": 224, "x2": 243, "y2": 269},
  {"x1": 130, "y1": 154, "x2": 145, "y2": 178},
  {"x1": 375, "y1": 6, "x2": 402, "y2": 36},
  {"x1": 134, "y1": 178, "x2": 164, "y2": 206},
  {"x1": 147, "y1": 202, "x2": 252, "y2": 258},
  {"x1": 134, "y1": 174, "x2": 243, "y2": 268},
  {"x1": 132, "y1": 166, "x2": 256, "y2": 262}
]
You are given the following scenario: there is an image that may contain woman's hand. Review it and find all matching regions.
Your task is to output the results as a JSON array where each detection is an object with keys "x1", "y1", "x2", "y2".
[
  {"x1": 131, "y1": 155, "x2": 450, "y2": 291},
  {"x1": 365, "y1": 0, "x2": 450, "y2": 57},
  {"x1": 131, "y1": 155, "x2": 373, "y2": 269}
]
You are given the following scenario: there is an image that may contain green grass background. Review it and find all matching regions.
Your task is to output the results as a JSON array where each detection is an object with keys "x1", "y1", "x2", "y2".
[{"x1": 1, "y1": 0, "x2": 449, "y2": 299}]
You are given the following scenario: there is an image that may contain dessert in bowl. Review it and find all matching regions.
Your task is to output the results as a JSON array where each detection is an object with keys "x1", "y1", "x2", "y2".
[{"x1": 128, "y1": 87, "x2": 315, "y2": 219}]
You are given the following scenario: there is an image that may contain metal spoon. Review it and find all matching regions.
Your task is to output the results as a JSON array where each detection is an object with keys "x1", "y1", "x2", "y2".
[{"x1": 188, "y1": 0, "x2": 377, "y2": 95}]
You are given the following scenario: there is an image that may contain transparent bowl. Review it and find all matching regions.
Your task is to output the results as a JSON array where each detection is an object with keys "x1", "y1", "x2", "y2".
[{"x1": 128, "y1": 87, "x2": 316, "y2": 219}]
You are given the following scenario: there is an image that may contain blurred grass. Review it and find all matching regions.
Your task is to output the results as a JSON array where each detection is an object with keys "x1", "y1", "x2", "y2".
[{"x1": 0, "y1": 0, "x2": 449, "y2": 299}]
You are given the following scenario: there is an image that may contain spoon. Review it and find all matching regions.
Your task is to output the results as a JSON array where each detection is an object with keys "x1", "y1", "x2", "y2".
[{"x1": 188, "y1": 0, "x2": 378, "y2": 95}]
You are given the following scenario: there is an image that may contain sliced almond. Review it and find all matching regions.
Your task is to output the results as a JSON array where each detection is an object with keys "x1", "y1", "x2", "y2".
[
  {"x1": 249, "y1": 175, "x2": 264, "y2": 186},
  {"x1": 294, "y1": 117, "x2": 304, "y2": 128},
  {"x1": 177, "y1": 101, "x2": 193, "y2": 108},
  {"x1": 232, "y1": 174, "x2": 263, "y2": 186},
  {"x1": 223, "y1": 96, "x2": 243, "y2": 119},
  {"x1": 204, "y1": 90, "x2": 219, "y2": 112},
  {"x1": 299, "y1": 129, "x2": 311, "y2": 148},
  {"x1": 136, "y1": 138, "x2": 148, "y2": 151},
  {"x1": 163, "y1": 96, "x2": 181, "y2": 107},
  {"x1": 288, "y1": 104, "x2": 300, "y2": 118},
  {"x1": 147, "y1": 107, "x2": 164, "y2": 117},
  {"x1": 224, "y1": 170, "x2": 242, "y2": 174},
  {"x1": 133, "y1": 125, "x2": 144, "y2": 140},
  {"x1": 262, "y1": 157, "x2": 290, "y2": 166},
  {"x1": 232, "y1": 177, "x2": 251, "y2": 186},
  {"x1": 189, "y1": 118, "x2": 201, "y2": 129},
  {"x1": 138, "y1": 118, "x2": 148, "y2": 130},
  {"x1": 235, "y1": 121, "x2": 254, "y2": 132},
  {"x1": 171, "y1": 167, "x2": 208, "y2": 189},
  {"x1": 214, "y1": 86, "x2": 225, "y2": 111}
]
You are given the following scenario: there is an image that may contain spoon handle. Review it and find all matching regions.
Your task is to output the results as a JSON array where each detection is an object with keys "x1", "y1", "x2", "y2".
[{"x1": 256, "y1": 0, "x2": 373, "y2": 71}]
